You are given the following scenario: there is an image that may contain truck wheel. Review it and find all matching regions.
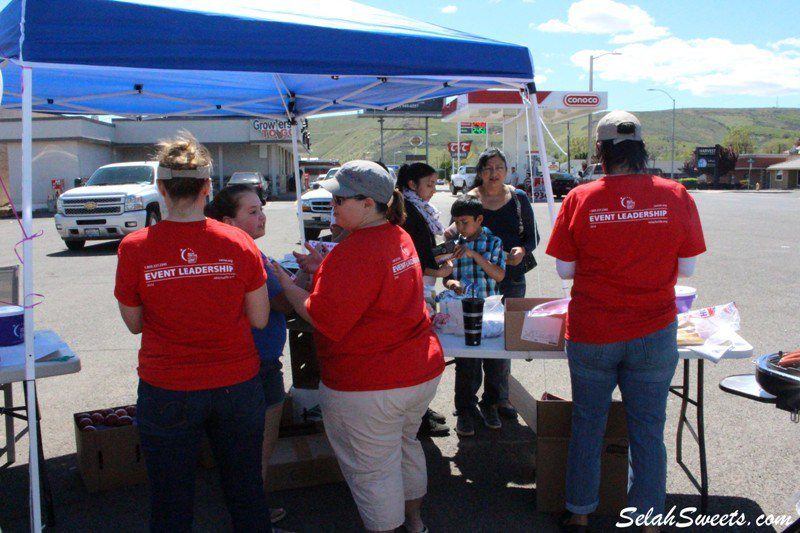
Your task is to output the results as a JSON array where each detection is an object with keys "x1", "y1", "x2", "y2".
[
  {"x1": 146, "y1": 206, "x2": 161, "y2": 227},
  {"x1": 65, "y1": 239, "x2": 85, "y2": 251},
  {"x1": 304, "y1": 228, "x2": 321, "y2": 241},
  {"x1": 449, "y1": 182, "x2": 459, "y2": 195}
]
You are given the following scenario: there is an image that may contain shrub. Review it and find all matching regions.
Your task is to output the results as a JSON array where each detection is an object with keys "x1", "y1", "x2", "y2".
[{"x1": 679, "y1": 178, "x2": 698, "y2": 190}]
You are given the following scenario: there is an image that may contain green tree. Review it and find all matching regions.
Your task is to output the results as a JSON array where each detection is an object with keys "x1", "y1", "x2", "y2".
[
  {"x1": 723, "y1": 126, "x2": 754, "y2": 154},
  {"x1": 569, "y1": 136, "x2": 588, "y2": 161}
]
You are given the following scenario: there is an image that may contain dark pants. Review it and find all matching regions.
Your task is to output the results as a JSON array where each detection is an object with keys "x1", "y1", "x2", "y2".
[
  {"x1": 137, "y1": 377, "x2": 271, "y2": 533},
  {"x1": 496, "y1": 277, "x2": 527, "y2": 403},
  {"x1": 455, "y1": 357, "x2": 508, "y2": 410}
]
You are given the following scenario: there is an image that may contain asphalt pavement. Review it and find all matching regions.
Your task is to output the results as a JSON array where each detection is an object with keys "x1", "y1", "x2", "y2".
[{"x1": 0, "y1": 188, "x2": 798, "y2": 532}]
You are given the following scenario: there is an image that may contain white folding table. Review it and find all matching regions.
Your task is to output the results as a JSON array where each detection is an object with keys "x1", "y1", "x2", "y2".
[
  {"x1": 0, "y1": 331, "x2": 80, "y2": 527},
  {"x1": 438, "y1": 332, "x2": 754, "y2": 513}
]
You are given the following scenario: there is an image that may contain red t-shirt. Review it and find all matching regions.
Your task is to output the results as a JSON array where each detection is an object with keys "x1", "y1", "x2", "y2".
[
  {"x1": 546, "y1": 175, "x2": 706, "y2": 344},
  {"x1": 306, "y1": 223, "x2": 445, "y2": 392},
  {"x1": 114, "y1": 219, "x2": 267, "y2": 391}
]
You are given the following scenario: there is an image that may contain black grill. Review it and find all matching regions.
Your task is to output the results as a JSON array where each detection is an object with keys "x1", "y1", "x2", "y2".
[{"x1": 65, "y1": 206, "x2": 122, "y2": 216}]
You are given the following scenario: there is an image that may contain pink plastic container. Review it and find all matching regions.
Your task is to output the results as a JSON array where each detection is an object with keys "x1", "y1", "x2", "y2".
[{"x1": 674, "y1": 286, "x2": 697, "y2": 313}]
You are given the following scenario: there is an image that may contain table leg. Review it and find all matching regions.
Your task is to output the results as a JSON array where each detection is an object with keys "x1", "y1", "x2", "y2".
[
  {"x1": 2, "y1": 383, "x2": 15, "y2": 464},
  {"x1": 669, "y1": 359, "x2": 709, "y2": 513},
  {"x1": 697, "y1": 359, "x2": 708, "y2": 513},
  {"x1": 22, "y1": 381, "x2": 56, "y2": 527}
]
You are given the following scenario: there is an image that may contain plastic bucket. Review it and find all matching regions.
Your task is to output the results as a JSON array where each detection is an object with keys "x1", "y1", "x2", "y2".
[
  {"x1": 674, "y1": 286, "x2": 697, "y2": 314},
  {"x1": 0, "y1": 305, "x2": 24, "y2": 346}
]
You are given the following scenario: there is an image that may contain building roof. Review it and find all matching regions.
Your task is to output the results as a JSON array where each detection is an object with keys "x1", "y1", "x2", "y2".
[{"x1": 766, "y1": 158, "x2": 800, "y2": 171}]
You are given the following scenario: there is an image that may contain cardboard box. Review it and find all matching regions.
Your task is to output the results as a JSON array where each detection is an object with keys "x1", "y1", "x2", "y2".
[
  {"x1": 287, "y1": 316, "x2": 321, "y2": 389},
  {"x1": 266, "y1": 430, "x2": 343, "y2": 492},
  {"x1": 508, "y1": 378, "x2": 629, "y2": 515},
  {"x1": 504, "y1": 298, "x2": 567, "y2": 351},
  {"x1": 73, "y1": 408, "x2": 147, "y2": 493}
]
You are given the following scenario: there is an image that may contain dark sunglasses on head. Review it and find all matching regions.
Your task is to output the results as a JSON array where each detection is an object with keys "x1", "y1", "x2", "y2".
[{"x1": 333, "y1": 194, "x2": 367, "y2": 206}]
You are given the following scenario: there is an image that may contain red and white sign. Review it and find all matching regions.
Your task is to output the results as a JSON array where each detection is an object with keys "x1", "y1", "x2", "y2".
[
  {"x1": 562, "y1": 94, "x2": 600, "y2": 107},
  {"x1": 447, "y1": 141, "x2": 472, "y2": 158},
  {"x1": 250, "y1": 118, "x2": 292, "y2": 141},
  {"x1": 51, "y1": 179, "x2": 64, "y2": 190}
]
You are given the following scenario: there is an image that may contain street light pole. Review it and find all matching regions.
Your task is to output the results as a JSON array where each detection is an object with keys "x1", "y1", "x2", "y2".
[
  {"x1": 587, "y1": 52, "x2": 620, "y2": 165},
  {"x1": 648, "y1": 88, "x2": 676, "y2": 179}
]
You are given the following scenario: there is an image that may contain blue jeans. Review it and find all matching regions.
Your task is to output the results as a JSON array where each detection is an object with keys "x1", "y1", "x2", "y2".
[
  {"x1": 495, "y1": 277, "x2": 526, "y2": 403},
  {"x1": 137, "y1": 378, "x2": 271, "y2": 533},
  {"x1": 564, "y1": 321, "x2": 678, "y2": 517}
]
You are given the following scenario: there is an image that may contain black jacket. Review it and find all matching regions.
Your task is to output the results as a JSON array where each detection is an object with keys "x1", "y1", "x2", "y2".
[{"x1": 402, "y1": 201, "x2": 438, "y2": 272}]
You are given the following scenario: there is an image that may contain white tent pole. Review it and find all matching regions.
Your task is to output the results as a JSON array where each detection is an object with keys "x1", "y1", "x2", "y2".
[
  {"x1": 456, "y1": 122, "x2": 461, "y2": 171},
  {"x1": 524, "y1": 87, "x2": 569, "y2": 297},
  {"x1": 290, "y1": 122, "x2": 305, "y2": 247},
  {"x1": 21, "y1": 64, "x2": 43, "y2": 533}
]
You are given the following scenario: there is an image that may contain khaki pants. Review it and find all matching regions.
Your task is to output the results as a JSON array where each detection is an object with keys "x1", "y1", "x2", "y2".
[{"x1": 319, "y1": 375, "x2": 441, "y2": 531}]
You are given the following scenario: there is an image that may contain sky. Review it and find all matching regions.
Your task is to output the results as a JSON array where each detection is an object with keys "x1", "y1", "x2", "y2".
[{"x1": 366, "y1": 0, "x2": 800, "y2": 112}]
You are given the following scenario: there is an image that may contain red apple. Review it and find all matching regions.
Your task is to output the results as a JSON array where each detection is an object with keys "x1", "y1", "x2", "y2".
[
  {"x1": 118, "y1": 415, "x2": 133, "y2": 426},
  {"x1": 102, "y1": 408, "x2": 114, "y2": 416},
  {"x1": 75, "y1": 412, "x2": 91, "y2": 419},
  {"x1": 105, "y1": 413, "x2": 120, "y2": 426},
  {"x1": 77, "y1": 418, "x2": 93, "y2": 429},
  {"x1": 115, "y1": 409, "x2": 128, "y2": 418},
  {"x1": 125, "y1": 405, "x2": 137, "y2": 417},
  {"x1": 91, "y1": 413, "x2": 105, "y2": 425},
  {"x1": 81, "y1": 425, "x2": 97, "y2": 432}
]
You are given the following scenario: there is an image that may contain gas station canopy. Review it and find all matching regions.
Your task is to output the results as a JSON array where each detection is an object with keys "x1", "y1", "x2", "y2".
[{"x1": 441, "y1": 89, "x2": 607, "y2": 124}]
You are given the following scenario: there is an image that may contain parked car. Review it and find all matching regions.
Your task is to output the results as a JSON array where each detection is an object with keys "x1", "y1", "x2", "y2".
[
  {"x1": 450, "y1": 165, "x2": 477, "y2": 194},
  {"x1": 548, "y1": 172, "x2": 580, "y2": 198},
  {"x1": 310, "y1": 167, "x2": 340, "y2": 189},
  {"x1": 54, "y1": 161, "x2": 167, "y2": 251},
  {"x1": 228, "y1": 171, "x2": 270, "y2": 202},
  {"x1": 299, "y1": 187, "x2": 333, "y2": 240},
  {"x1": 578, "y1": 163, "x2": 605, "y2": 183}
]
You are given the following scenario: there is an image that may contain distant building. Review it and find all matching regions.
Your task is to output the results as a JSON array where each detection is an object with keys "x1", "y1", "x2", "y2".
[
  {"x1": 765, "y1": 157, "x2": 800, "y2": 190},
  {"x1": 733, "y1": 153, "x2": 792, "y2": 188}
]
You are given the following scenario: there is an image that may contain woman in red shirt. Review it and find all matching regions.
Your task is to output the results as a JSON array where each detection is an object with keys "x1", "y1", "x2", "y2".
[
  {"x1": 271, "y1": 161, "x2": 445, "y2": 533},
  {"x1": 114, "y1": 132, "x2": 274, "y2": 532},
  {"x1": 547, "y1": 112, "x2": 706, "y2": 533}
]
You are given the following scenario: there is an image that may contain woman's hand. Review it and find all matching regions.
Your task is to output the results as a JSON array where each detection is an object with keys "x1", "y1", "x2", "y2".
[
  {"x1": 436, "y1": 260, "x2": 454, "y2": 278},
  {"x1": 268, "y1": 259, "x2": 296, "y2": 290},
  {"x1": 506, "y1": 246, "x2": 525, "y2": 266},
  {"x1": 293, "y1": 241, "x2": 324, "y2": 274}
]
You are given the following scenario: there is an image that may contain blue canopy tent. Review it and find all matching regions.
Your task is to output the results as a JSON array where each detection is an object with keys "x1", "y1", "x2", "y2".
[{"x1": 0, "y1": 1, "x2": 553, "y2": 529}]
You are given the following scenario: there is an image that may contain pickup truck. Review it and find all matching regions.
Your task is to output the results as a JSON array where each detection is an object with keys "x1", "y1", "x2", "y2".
[
  {"x1": 449, "y1": 165, "x2": 477, "y2": 194},
  {"x1": 54, "y1": 161, "x2": 167, "y2": 251},
  {"x1": 298, "y1": 186, "x2": 333, "y2": 240}
]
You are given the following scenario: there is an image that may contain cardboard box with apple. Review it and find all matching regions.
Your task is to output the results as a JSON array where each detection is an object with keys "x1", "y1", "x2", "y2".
[{"x1": 73, "y1": 405, "x2": 146, "y2": 493}]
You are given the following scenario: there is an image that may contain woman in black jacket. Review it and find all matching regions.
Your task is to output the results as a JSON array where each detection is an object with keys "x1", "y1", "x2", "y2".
[{"x1": 398, "y1": 162, "x2": 452, "y2": 435}]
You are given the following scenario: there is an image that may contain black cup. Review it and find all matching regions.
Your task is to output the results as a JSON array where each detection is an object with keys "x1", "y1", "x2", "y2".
[{"x1": 462, "y1": 297, "x2": 484, "y2": 346}]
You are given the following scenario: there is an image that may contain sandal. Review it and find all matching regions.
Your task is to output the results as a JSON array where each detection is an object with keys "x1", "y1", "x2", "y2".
[{"x1": 270, "y1": 507, "x2": 287, "y2": 524}]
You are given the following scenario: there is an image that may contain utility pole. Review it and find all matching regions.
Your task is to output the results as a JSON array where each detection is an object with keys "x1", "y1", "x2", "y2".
[{"x1": 587, "y1": 52, "x2": 621, "y2": 165}]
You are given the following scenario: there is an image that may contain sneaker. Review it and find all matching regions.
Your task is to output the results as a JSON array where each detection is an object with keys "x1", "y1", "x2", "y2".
[
  {"x1": 426, "y1": 408, "x2": 447, "y2": 424},
  {"x1": 455, "y1": 410, "x2": 476, "y2": 437},
  {"x1": 270, "y1": 507, "x2": 287, "y2": 524},
  {"x1": 480, "y1": 404, "x2": 502, "y2": 430},
  {"x1": 418, "y1": 413, "x2": 450, "y2": 437},
  {"x1": 497, "y1": 402, "x2": 518, "y2": 420}
]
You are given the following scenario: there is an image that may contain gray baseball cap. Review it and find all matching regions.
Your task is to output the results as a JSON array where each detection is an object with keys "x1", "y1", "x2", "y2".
[
  {"x1": 596, "y1": 110, "x2": 643, "y2": 144},
  {"x1": 321, "y1": 160, "x2": 395, "y2": 204}
]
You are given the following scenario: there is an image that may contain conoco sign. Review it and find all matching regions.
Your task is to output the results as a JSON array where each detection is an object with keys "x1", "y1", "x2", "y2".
[{"x1": 563, "y1": 94, "x2": 600, "y2": 107}]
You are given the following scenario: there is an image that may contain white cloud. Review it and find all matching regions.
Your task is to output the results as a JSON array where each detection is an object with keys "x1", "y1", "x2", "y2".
[
  {"x1": 571, "y1": 38, "x2": 800, "y2": 97},
  {"x1": 535, "y1": 0, "x2": 669, "y2": 43},
  {"x1": 535, "y1": 74, "x2": 548, "y2": 84},
  {"x1": 770, "y1": 37, "x2": 800, "y2": 49},
  {"x1": 441, "y1": 5, "x2": 458, "y2": 13}
]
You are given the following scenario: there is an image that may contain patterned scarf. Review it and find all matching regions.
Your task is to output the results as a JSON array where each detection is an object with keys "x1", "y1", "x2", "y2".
[{"x1": 402, "y1": 189, "x2": 444, "y2": 236}]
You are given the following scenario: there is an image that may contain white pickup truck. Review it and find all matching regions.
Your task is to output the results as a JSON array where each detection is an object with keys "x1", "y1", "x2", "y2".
[
  {"x1": 449, "y1": 165, "x2": 477, "y2": 194},
  {"x1": 54, "y1": 161, "x2": 167, "y2": 251}
]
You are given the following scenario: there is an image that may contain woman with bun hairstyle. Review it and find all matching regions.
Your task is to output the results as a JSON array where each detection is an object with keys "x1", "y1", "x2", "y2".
[
  {"x1": 205, "y1": 184, "x2": 293, "y2": 526},
  {"x1": 270, "y1": 161, "x2": 445, "y2": 533},
  {"x1": 547, "y1": 111, "x2": 705, "y2": 532},
  {"x1": 115, "y1": 132, "x2": 274, "y2": 532}
]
